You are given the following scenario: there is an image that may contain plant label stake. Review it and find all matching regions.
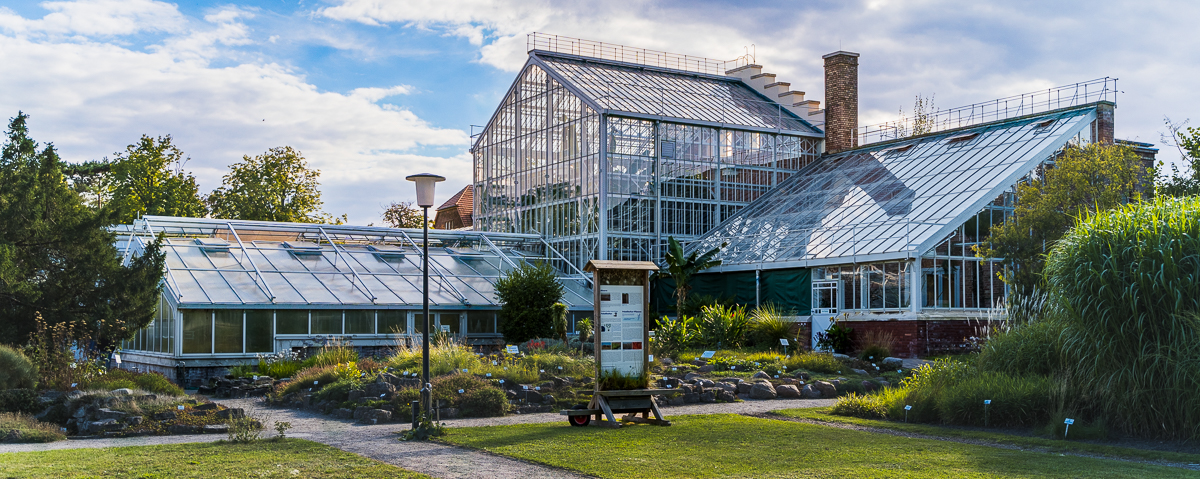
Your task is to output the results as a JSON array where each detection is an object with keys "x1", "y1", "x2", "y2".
[
  {"x1": 984, "y1": 399, "x2": 991, "y2": 428},
  {"x1": 904, "y1": 405, "x2": 912, "y2": 422},
  {"x1": 780, "y1": 338, "x2": 789, "y2": 356},
  {"x1": 1064, "y1": 418, "x2": 1074, "y2": 439}
]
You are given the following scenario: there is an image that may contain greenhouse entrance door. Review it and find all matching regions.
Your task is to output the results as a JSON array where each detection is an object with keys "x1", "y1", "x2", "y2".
[{"x1": 811, "y1": 281, "x2": 840, "y2": 351}]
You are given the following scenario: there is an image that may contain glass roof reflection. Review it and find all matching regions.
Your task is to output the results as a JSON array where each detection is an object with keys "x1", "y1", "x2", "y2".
[
  {"x1": 689, "y1": 106, "x2": 1098, "y2": 266},
  {"x1": 115, "y1": 217, "x2": 594, "y2": 309},
  {"x1": 534, "y1": 52, "x2": 821, "y2": 134}
]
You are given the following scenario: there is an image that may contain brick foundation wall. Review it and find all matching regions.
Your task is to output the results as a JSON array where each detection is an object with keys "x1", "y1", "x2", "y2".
[
  {"x1": 823, "y1": 51, "x2": 860, "y2": 153},
  {"x1": 823, "y1": 318, "x2": 1001, "y2": 358}
]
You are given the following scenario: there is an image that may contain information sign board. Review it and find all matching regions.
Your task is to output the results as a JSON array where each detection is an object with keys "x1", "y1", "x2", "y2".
[{"x1": 599, "y1": 284, "x2": 645, "y2": 376}]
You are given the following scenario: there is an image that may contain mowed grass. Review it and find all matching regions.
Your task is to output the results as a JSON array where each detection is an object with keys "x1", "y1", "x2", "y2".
[
  {"x1": 0, "y1": 439, "x2": 429, "y2": 479},
  {"x1": 440, "y1": 414, "x2": 1199, "y2": 478},
  {"x1": 776, "y1": 407, "x2": 1200, "y2": 465}
]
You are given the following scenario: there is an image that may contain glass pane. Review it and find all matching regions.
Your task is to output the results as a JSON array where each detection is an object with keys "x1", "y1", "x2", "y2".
[
  {"x1": 414, "y1": 313, "x2": 428, "y2": 334},
  {"x1": 245, "y1": 310, "x2": 273, "y2": 353},
  {"x1": 884, "y1": 263, "x2": 900, "y2": 309},
  {"x1": 869, "y1": 264, "x2": 885, "y2": 310},
  {"x1": 276, "y1": 310, "x2": 308, "y2": 334},
  {"x1": 437, "y1": 313, "x2": 461, "y2": 335},
  {"x1": 345, "y1": 310, "x2": 374, "y2": 334},
  {"x1": 379, "y1": 310, "x2": 406, "y2": 335},
  {"x1": 312, "y1": 310, "x2": 342, "y2": 334},
  {"x1": 214, "y1": 310, "x2": 243, "y2": 353},
  {"x1": 181, "y1": 310, "x2": 212, "y2": 354},
  {"x1": 467, "y1": 310, "x2": 496, "y2": 334}
]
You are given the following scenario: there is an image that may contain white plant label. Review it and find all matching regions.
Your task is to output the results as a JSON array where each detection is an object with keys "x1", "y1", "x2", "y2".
[
  {"x1": 380, "y1": 394, "x2": 386, "y2": 398},
  {"x1": 905, "y1": 405, "x2": 912, "y2": 411},
  {"x1": 1064, "y1": 418, "x2": 1074, "y2": 425},
  {"x1": 178, "y1": 405, "x2": 185, "y2": 410},
  {"x1": 499, "y1": 380, "x2": 505, "y2": 383},
  {"x1": 522, "y1": 385, "x2": 528, "y2": 390},
  {"x1": 648, "y1": 355, "x2": 654, "y2": 361},
  {"x1": 779, "y1": 338, "x2": 789, "y2": 346},
  {"x1": 458, "y1": 389, "x2": 464, "y2": 394},
  {"x1": 984, "y1": 399, "x2": 991, "y2": 405},
  {"x1": 535, "y1": 387, "x2": 541, "y2": 391},
  {"x1": 486, "y1": 373, "x2": 492, "y2": 377},
  {"x1": 71, "y1": 383, "x2": 77, "y2": 388},
  {"x1": 463, "y1": 369, "x2": 468, "y2": 373}
]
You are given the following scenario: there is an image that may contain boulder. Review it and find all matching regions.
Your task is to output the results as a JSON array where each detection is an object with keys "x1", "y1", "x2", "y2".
[
  {"x1": 167, "y1": 424, "x2": 199, "y2": 434},
  {"x1": 194, "y1": 403, "x2": 219, "y2": 411},
  {"x1": 86, "y1": 419, "x2": 123, "y2": 435},
  {"x1": 332, "y1": 408, "x2": 353, "y2": 419},
  {"x1": 378, "y1": 372, "x2": 401, "y2": 387},
  {"x1": 716, "y1": 382, "x2": 737, "y2": 393},
  {"x1": 203, "y1": 424, "x2": 229, "y2": 434},
  {"x1": 813, "y1": 381, "x2": 837, "y2": 398},
  {"x1": 683, "y1": 393, "x2": 699, "y2": 404},
  {"x1": 363, "y1": 381, "x2": 396, "y2": 399},
  {"x1": 110, "y1": 388, "x2": 134, "y2": 396},
  {"x1": 752, "y1": 371, "x2": 771, "y2": 380},
  {"x1": 358, "y1": 409, "x2": 392, "y2": 424},
  {"x1": 697, "y1": 365, "x2": 715, "y2": 373},
  {"x1": 832, "y1": 353, "x2": 851, "y2": 360},
  {"x1": 347, "y1": 390, "x2": 364, "y2": 403},
  {"x1": 736, "y1": 383, "x2": 753, "y2": 395},
  {"x1": 216, "y1": 408, "x2": 245, "y2": 420},
  {"x1": 879, "y1": 380, "x2": 891, "y2": 388},
  {"x1": 697, "y1": 379, "x2": 716, "y2": 388},
  {"x1": 661, "y1": 377, "x2": 682, "y2": 389},
  {"x1": 852, "y1": 368, "x2": 869, "y2": 376},
  {"x1": 720, "y1": 377, "x2": 743, "y2": 384},
  {"x1": 781, "y1": 378, "x2": 798, "y2": 385},
  {"x1": 542, "y1": 395, "x2": 555, "y2": 405},
  {"x1": 522, "y1": 390, "x2": 544, "y2": 403},
  {"x1": 882, "y1": 357, "x2": 904, "y2": 369},
  {"x1": 717, "y1": 390, "x2": 738, "y2": 402},
  {"x1": 660, "y1": 357, "x2": 674, "y2": 365},
  {"x1": 700, "y1": 391, "x2": 716, "y2": 403},
  {"x1": 684, "y1": 372, "x2": 703, "y2": 381},
  {"x1": 152, "y1": 411, "x2": 177, "y2": 421},
  {"x1": 668, "y1": 396, "x2": 685, "y2": 406},
  {"x1": 793, "y1": 371, "x2": 811, "y2": 381},
  {"x1": 125, "y1": 416, "x2": 143, "y2": 426},
  {"x1": 749, "y1": 382, "x2": 777, "y2": 400},
  {"x1": 861, "y1": 381, "x2": 878, "y2": 392},
  {"x1": 776, "y1": 385, "x2": 801, "y2": 398},
  {"x1": 801, "y1": 384, "x2": 821, "y2": 399},
  {"x1": 94, "y1": 408, "x2": 128, "y2": 421}
]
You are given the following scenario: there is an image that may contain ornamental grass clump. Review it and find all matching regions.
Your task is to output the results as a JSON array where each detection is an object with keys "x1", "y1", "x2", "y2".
[
  {"x1": 747, "y1": 303, "x2": 796, "y2": 347},
  {"x1": 0, "y1": 345, "x2": 37, "y2": 390},
  {"x1": 1045, "y1": 196, "x2": 1200, "y2": 439}
]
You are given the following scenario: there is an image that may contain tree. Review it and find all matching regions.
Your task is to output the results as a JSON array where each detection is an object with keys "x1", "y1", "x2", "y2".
[
  {"x1": 977, "y1": 143, "x2": 1151, "y2": 296},
  {"x1": 61, "y1": 160, "x2": 113, "y2": 210},
  {"x1": 494, "y1": 262, "x2": 563, "y2": 344},
  {"x1": 1156, "y1": 117, "x2": 1200, "y2": 197},
  {"x1": 109, "y1": 135, "x2": 206, "y2": 223},
  {"x1": 207, "y1": 146, "x2": 326, "y2": 222},
  {"x1": 0, "y1": 112, "x2": 165, "y2": 350},
  {"x1": 657, "y1": 236, "x2": 723, "y2": 318},
  {"x1": 382, "y1": 201, "x2": 430, "y2": 229}
]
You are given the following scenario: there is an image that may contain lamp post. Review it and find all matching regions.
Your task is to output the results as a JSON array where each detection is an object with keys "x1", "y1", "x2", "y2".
[{"x1": 406, "y1": 173, "x2": 444, "y2": 421}]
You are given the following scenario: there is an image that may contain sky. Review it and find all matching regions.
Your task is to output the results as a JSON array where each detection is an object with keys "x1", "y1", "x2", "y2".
[{"x1": 1, "y1": 0, "x2": 1197, "y2": 224}]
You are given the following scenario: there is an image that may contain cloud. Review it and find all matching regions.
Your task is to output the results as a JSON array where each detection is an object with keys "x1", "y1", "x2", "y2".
[
  {"x1": 0, "y1": 0, "x2": 470, "y2": 224},
  {"x1": 0, "y1": 0, "x2": 185, "y2": 36}
]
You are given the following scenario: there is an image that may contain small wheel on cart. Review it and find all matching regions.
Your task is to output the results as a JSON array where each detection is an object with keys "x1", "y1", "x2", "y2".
[{"x1": 568, "y1": 404, "x2": 591, "y2": 427}]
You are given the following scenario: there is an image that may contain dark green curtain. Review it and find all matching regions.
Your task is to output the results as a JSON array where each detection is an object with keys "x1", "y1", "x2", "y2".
[
  {"x1": 651, "y1": 268, "x2": 812, "y2": 316},
  {"x1": 761, "y1": 268, "x2": 812, "y2": 315}
]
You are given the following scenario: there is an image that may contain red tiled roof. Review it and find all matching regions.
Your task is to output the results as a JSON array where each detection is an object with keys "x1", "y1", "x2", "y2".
[{"x1": 435, "y1": 185, "x2": 473, "y2": 228}]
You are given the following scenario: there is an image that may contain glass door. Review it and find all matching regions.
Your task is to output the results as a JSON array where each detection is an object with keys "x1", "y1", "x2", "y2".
[{"x1": 811, "y1": 280, "x2": 840, "y2": 351}]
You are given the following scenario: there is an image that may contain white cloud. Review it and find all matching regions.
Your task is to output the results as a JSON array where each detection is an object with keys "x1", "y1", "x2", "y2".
[
  {"x1": 0, "y1": 1, "x2": 470, "y2": 224},
  {"x1": 0, "y1": 0, "x2": 185, "y2": 36}
]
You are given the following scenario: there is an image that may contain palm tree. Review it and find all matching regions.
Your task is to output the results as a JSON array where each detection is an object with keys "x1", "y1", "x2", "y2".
[{"x1": 658, "y1": 236, "x2": 723, "y2": 318}]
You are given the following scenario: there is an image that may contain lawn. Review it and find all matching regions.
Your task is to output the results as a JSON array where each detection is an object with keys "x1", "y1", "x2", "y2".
[
  {"x1": 0, "y1": 439, "x2": 429, "y2": 479},
  {"x1": 440, "y1": 414, "x2": 1200, "y2": 478}
]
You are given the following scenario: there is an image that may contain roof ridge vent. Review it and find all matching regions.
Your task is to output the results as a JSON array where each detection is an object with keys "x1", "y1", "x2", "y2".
[
  {"x1": 194, "y1": 237, "x2": 230, "y2": 253},
  {"x1": 283, "y1": 240, "x2": 323, "y2": 255}
]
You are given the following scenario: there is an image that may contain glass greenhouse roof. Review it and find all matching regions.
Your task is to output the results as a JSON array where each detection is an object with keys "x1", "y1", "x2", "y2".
[
  {"x1": 688, "y1": 105, "x2": 1099, "y2": 269},
  {"x1": 115, "y1": 217, "x2": 594, "y2": 309},
  {"x1": 533, "y1": 51, "x2": 821, "y2": 135}
]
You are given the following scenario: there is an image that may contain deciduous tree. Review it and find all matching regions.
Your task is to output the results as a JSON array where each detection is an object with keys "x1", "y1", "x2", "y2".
[
  {"x1": 1156, "y1": 117, "x2": 1200, "y2": 197},
  {"x1": 109, "y1": 134, "x2": 206, "y2": 223},
  {"x1": 207, "y1": 146, "x2": 326, "y2": 222},
  {"x1": 382, "y1": 201, "x2": 429, "y2": 229}
]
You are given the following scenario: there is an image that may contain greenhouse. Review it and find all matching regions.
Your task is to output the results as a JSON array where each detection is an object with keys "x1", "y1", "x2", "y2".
[
  {"x1": 114, "y1": 216, "x2": 594, "y2": 385},
  {"x1": 471, "y1": 34, "x2": 825, "y2": 270},
  {"x1": 681, "y1": 99, "x2": 1120, "y2": 355}
]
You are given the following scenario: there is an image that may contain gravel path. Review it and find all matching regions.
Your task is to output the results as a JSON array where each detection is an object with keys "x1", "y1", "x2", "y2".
[{"x1": 0, "y1": 397, "x2": 835, "y2": 478}]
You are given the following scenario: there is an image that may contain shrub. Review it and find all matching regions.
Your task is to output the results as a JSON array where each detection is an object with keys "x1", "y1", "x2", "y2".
[
  {"x1": 275, "y1": 365, "x2": 339, "y2": 396},
  {"x1": 831, "y1": 393, "x2": 887, "y2": 419},
  {"x1": 654, "y1": 315, "x2": 697, "y2": 358},
  {"x1": 81, "y1": 369, "x2": 184, "y2": 396},
  {"x1": 314, "y1": 377, "x2": 364, "y2": 403},
  {"x1": 551, "y1": 303, "x2": 568, "y2": 342},
  {"x1": 0, "y1": 345, "x2": 37, "y2": 390},
  {"x1": 976, "y1": 318, "x2": 1064, "y2": 376},
  {"x1": 856, "y1": 330, "x2": 894, "y2": 361},
  {"x1": 0, "y1": 389, "x2": 41, "y2": 414},
  {"x1": 305, "y1": 340, "x2": 358, "y2": 369},
  {"x1": 747, "y1": 304, "x2": 796, "y2": 347},
  {"x1": 389, "y1": 336, "x2": 483, "y2": 377},
  {"x1": 816, "y1": 320, "x2": 853, "y2": 354},
  {"x1": 783, "y1": 352, "x2": 842, "y2": 374},
  {"x1": 0, "y1": 413, "x2": 65, "y2": 443},
  {"x1": 1045, "y1": 196, "x2": 1200, "y2": 439},
  {"x1": 257, "y1": 351, "x2": 304, "y2": 379},
  {"x1": 495, "y1": 262, "x2": 564, "y2": 344},
  {"x1": 697, "y1": 304, "x2": 750, "y2": 349},
  {"x1": 458, "y1": 388, "x2": 508, "y2": 417},
  {"x1": 931, "y1": 371, "x2": 1053, "y2": 428}
]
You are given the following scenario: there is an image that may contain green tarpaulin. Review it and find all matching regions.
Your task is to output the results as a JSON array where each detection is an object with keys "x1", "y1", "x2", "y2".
[{"x1": 651, "y1": 268, "x2": 810, "y2": 315}]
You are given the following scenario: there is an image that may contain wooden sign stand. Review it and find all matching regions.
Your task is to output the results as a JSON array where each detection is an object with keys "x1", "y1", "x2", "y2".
[{"x1": 560, "y1": 260, "x2": 672, "y2": 428}]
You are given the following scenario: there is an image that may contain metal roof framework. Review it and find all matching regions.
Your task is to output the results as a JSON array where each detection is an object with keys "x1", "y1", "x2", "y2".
[
  {"x1": 116, "y1": 216, "x2": 594, "y2": 310},
  {"x1": 688, "y1": 103, "x2": 1102, "y2": 272}
]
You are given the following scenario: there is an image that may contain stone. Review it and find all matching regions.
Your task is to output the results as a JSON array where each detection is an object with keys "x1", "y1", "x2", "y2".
[
  {"x1": 684, "y1": 372, "x2": 703, "y2": 381},
  {"x1": 668, "y1": 396, "x2": 685, "y2": 406},
  {"x1": 332, "y1": 408, "x2": 353, "y2": 419},
  {"x1": 216, "y1": 408, "x2": 245, "y2": 420},
  {"x1": 660, "y1": 357, "x2": 674, "y2": 365},
  {"x1": 152, "y1": 411, "x2": 177, "y2": 421},
  {"x1": 852, "y1": 368, "x2": 869, "y2": 376},
  {"x1": 717, "y1": 390, "x2": 737, "y2": 402},
  {"x1": 358, "y1": 408, "x2": 392, "y2": 424},
  {"x1": 167, "y1": 424, "x2": 199, "y2": 434},
  {"x1": 793, "y1": 371, "x2": 811, "y2": 381},
  {"x1": 716, "y1": 382, "x2": 737, "y2": 393},
  {"x1": 830, "y1": 379, "x2": 841, "y2": 387},
  {"x1": 832, "y1": 353, "x2": 851, "y2": 360},
  {"x1": 720, "y1": 377, "x2": 743, "y2": 384},
  {"x1": 782, "y1": 378, "x2": 798, "y2": 385},
  {"x1": 879, "y1": 380, "x2": 891, "y2": 388},
  {"x1": 752, "y1": 371, "x2": 771, "y2": 380},
  {"x1": 347, "y1": 390, "x2": 364, "y2": 403},
  {"x1": 861, "y1": 380, "x2": 878, "y2": 392},
  {"x1": 110, "y1": 388, "x2": 134, "y2": 396},
  {"x1": 661, "y1": 377, "x2": 682, "y2": 389},
  {"x1": 697, "y1": 365, "x2": 714, "y2": 373},
  {"x1": 86, "y1": 419, "x2": 123, "y2": 435},
  {"x1": 700, "y1": 391, "x2": 716, "y2": 403},
  {"x1": 801, "y1": 384, "x2": 821, "y2": 399},
  {"x1": 882, "y1": 357, "x2": 904, "y2": 369},
  {"x1": 363, "y1": 381, "x2": 396, "y2": 399},
  {"x1": 522, "y1": 390, "x2": 544, "y2": 403},
  {"x1": 749, "y1": 382, "x2": 777, "y2": 400},
  {"x1": 542, "y1": 395, "x2": 555, "y2": 405},
  {"x1": 776, "y1": 385, "x2": 801, "y2": 398},
  {"x1": 94, "y1": 408, "x2": 128, "y2": 421},
  {"x1": 203, "y1": 424, "x2": 229, "y2": 434},
  {"x1": 378, "y1": 372, "x2": 401, "y2": 387},
  {"x1": 126, "y1": 416, "x2": 143, "y2": 426},
  {"x1": 683, "y1": 393, "x2": 699, "y2": 403},
  {"x1": 538, "y1": 382, "x2": 555, "y2": 390},
  {"x1": 813, "y1": 381, "x2": 837, "y2": 398},
  {"x1": 194, "y1": 403, "x2": 219, "y2": 411},
  {"x1": 736, "y1": 383, "x2": 753, "y2": 395},
  {"x1": 697, "y1": 379, "x2": 716, "y2": 388},
  {"x1": 72, "y1": 407, "x2": 88, "y2": 419}
]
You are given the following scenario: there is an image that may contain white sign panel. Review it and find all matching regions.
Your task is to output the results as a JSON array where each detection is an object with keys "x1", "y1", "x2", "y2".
[{"x1": 598, "y1": 285, "x2": 644, "y2": 376}]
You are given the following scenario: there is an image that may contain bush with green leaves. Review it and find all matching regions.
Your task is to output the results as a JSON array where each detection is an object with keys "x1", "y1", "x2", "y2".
[
  {"x1": 697, "y1": 304, "x2": 749, "y2": 349},
  {"x1": 1046, "y1": 196, "x2": 1200, "y2": 439},
  {"x1": 747, "y1": 304, "x2": 796, "y2": 347},
  {"x1": 0, "y1": 345, "x2": 37, "y2": 390},
  {"x1": 495, "y1": 262, "x2": 564, "y2": 344},
  {"x1": 81, "y1": 369, "x2": 184, "y2": 396},
  {"x1": 831, "y1": 393, "x2": 887, "y2": 419},
  {"x1": 654, "y1": 315, "x2": 696, "y2": 358},
  {"x1": 816, "y1": 320, "x2": 854, "y2": 354},
  {"x1": 0, "y1": 389, "x2": 41, "y2": 414}
]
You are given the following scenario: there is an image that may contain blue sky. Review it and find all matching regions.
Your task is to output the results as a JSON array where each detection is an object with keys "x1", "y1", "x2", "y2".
[{"x1": 1, "y1": 0, "x2": 1197, "y2": 224}]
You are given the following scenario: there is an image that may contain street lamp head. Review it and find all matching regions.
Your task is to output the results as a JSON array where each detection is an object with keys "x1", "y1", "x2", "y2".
[{"x1": 405, "y1": 173, "x2": 446, "y2": 208}]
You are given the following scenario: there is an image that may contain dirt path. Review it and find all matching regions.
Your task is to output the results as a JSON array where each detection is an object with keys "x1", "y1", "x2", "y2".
[{"x1": 0, "y1": 397, "x2": 835, "y2": 478}]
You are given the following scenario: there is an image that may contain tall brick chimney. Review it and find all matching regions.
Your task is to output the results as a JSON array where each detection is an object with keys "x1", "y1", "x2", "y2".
[
  {"x1": 823, "y1": 51, "x2": 860, "y2": 154},
  {"x1": 1094, "y1": 102, "x2": 1114, "y2": 144}
]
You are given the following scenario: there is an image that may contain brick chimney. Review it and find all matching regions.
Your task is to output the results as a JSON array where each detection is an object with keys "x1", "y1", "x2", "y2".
[
  {"x1": 823, "y1": 51, "x2": 860, "y2": 154},
  {"x1": 1094, "y1": 102, "x2": 1114, "y2": 144}
]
